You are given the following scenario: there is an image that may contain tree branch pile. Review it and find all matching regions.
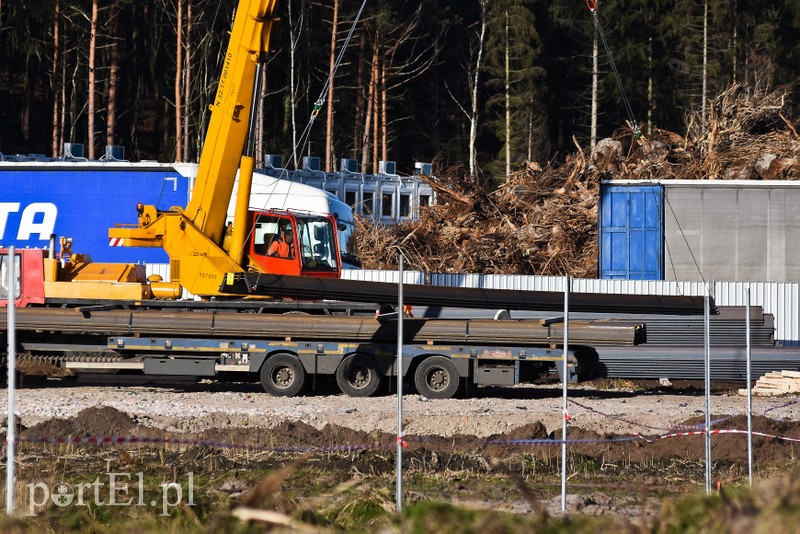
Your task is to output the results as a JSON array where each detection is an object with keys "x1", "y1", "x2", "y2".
[{"x1": 358, "y1": 83, "x2": 799, "y2": 275}]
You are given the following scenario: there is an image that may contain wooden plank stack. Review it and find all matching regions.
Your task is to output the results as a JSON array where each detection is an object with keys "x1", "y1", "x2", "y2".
[{"x1": 739, "y1": 371, "x2": 800, "y2": 396}]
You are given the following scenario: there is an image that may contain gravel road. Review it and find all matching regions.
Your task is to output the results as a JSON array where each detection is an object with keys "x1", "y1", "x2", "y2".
[{"x1": 3, "y1": 380, "x2": 799, "y2": 437}]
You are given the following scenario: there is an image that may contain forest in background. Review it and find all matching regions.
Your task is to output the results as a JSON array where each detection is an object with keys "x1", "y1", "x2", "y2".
[{"x1": 0, "y1": 0, "x2": 798, "y2": 180}]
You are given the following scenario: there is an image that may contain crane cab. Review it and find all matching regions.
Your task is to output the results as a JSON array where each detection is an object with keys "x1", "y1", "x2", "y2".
[{"x1": 247, "y1": 211, "x2": 342, "y2": 278}]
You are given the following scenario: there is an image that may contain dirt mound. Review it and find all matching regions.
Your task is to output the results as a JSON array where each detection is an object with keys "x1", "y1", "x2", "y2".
[
  {"x1": 199, "y1": 420, "x2": 396, "y2": 453},
  {"x1": 16, "y1": 407, "x2": 800, "y2": 469},
  {"x1": 496, "y1": 421, "x2": 549, "y2": 441},
  {"x1": 21, "y1": 406, "x2": 140, "y2": 440},
  {"x1": 553, "y1": 414, "x2": 800, "y2": 465},
  {"x1": 646, "y1": 414, "x2": 800, "y2": 465}
]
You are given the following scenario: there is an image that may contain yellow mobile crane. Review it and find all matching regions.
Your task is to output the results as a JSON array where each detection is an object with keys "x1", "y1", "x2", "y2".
[
  {"x1": 0, "y1": 0, "x2": 344, "y2": 307},
  {"x1": 109, "y1": 0, "x2": 343, "y2": 298}
]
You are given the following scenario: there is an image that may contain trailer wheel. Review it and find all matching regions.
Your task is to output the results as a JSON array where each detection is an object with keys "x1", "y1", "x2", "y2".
[
  {"x1": 336, "y1": 354, "x2": 384, "y2": 397},
  {"x1": 414, "y1": 356, "x2": 461, "y2": 399},
  {"x1": 260, "y1": 354, "x2": 306, "y2": 397}
]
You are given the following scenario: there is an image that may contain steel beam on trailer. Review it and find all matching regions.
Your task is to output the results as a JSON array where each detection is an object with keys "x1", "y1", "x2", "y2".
[
  {"x1": 221, "y1": 273, "x2": 712, "y2": 315},
  {"x1": 3, "y1": 308, "x2": 643, "y2": 347}
]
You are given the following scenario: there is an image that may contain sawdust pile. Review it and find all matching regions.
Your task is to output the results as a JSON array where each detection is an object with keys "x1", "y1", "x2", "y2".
[{"x1": 358, "y1": 82, "x2": 799, "y2": 275}]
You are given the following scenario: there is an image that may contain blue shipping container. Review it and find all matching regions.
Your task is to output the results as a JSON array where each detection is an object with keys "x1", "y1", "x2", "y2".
[
  {"x1": 0, "y1": 163, "x2": 190, "y2": 263},
  {"x1": 599, "y1": 184, "x2": 664, "y2": 279}
]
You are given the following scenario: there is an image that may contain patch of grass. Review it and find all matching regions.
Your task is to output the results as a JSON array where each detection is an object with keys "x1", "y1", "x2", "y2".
[
  {"x1": 4, "y1": 443, "x2": 800, "y2": 532},
  {"x1": 396, "y1": 500, "x2": 635, "y2": 534}
]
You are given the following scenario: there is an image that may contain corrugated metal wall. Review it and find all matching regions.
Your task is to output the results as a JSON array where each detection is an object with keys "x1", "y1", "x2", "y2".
[
  {"x1": 661, "y1": 181, "x2": 800, "y2": 282},
  {"x1": 341, "y1": 269, "x2": 426, "y2": 285}
]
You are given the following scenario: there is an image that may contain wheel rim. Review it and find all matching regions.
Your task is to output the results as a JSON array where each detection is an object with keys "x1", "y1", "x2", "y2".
[
  {"x1": 348, "y1": 365, "x2": 371, "y2": 389},
  {"x1": 272, "y1": 366, "x2": 295, "y2": 389},
  {"x1": 426, "y1": 367, "x2": 449, "y2": 391}
]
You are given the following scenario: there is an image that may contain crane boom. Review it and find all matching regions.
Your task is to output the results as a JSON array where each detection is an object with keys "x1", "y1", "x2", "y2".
[{"x1": 186, "y1": 0, "x2": 278, "y2": 245}]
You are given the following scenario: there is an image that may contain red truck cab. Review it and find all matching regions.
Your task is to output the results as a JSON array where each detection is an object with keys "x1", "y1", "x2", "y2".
[
  {"x1": 0, "y1": 249, "x2": 46, "y2": 307},
  {"x1": 247, "y1": 211, "x2": 342, "y2": 279}
]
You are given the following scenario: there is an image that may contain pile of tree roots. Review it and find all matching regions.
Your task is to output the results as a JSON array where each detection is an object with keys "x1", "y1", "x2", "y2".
[{"x1": 357, "y1": 83, "x2": 799, "y2": 275}]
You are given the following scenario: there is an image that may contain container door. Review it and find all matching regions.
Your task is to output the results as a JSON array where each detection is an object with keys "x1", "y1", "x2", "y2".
[{"x1": 599, "y1": 184, "x2": 664, "y2": 279}]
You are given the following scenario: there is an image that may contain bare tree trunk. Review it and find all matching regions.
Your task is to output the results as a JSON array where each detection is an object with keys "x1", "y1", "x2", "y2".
[
  {"x1": 469, "y1": 0, "x2": 487, "y2": 178},
  {"x1": 288, "y1": 0, "x2": 299, "y2": 167},
  {"x1": 324, "y1": 0, "x2": 339, "y2": 172},
  {"x1": 732, "y1": 0, "x2": 737, "y2": 83},
  {"x1": 504, "y1": 9, "x2": 510, "y2": 178},
  {"x1": 183, "y1": 0, "x2": 192, "y2": 162},
  {"x1": 701, "y1": 0, "x2": 708, "y2": 124},
  {"x1": 88, "y1": 0, "x2": 98, "y2": 159},
  {"x1": 22, "y1": 61, "x2": 31, "y2": 144},
  {"x1": 51, "y1": 0, "x2": 61, "y2": 157},
  {"x1": 60, "y1": 48, "x2": 67, "y2": 151},
  {"x1": 372, "y1": 50, "x2": 379, "y2": 173},
  {"x1": 175, "y1": 0, "x2": 183, "y2": 161},
  {"x1": 381, "y1": 56, "x2": 387, "y2": 163},
  {"x1": 590, "y1": 18, "x2": 598, "y2": 150},
  {"x1": 527, "y1": 97, "x2": 533, "y2": 161},
  {"x1": 106, "y1": 5, "x2": 120, "y2": 148},
  {"x1": 0, "y1": 0, "x2": 4, "y2": 94},
  {"x1": 353, "y1": 33, "x2": 366, "y2": 158},
  {"x1": 361, "y1": 37, "x2": 378, "y2": 173},
  {"x1": 69, "y1": 58, "x2": 80, "y2": 144},
  {"x1": 647, "y1": 36, "x2": 653, "y2": 136}
]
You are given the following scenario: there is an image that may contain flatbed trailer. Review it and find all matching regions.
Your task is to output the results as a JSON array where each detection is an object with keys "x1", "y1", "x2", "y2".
[
  {"x1": 54, "y1": 335, "x2": 580, "y2": 399},
  {"x1": 1, "y1": 305, "x2": 610, "y2": 399}
]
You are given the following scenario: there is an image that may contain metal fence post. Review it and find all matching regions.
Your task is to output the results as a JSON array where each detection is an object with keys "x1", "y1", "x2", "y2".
[
  {"x1": 561, "y1": 275, "x2": 569, "y2": 511},
  {"x1": 6, "y1": 247, "x2": 16, "y2": 515},
  {"x1": 396, "y1": 253, "x2": 404, "y2": 513}
]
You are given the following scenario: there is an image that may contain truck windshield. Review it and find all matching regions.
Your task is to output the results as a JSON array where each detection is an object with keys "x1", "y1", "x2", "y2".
[
  {"x1": 337, "y1": 219, "x2": 361, "y2": 269},
  {"x1": 297, "y1": 217, "x2": 339, "y2": 272}
]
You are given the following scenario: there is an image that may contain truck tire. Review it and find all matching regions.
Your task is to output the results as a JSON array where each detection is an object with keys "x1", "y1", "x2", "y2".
[
  {"x1": 414, "y1": 356, "x2": 461, "y2": 399},
  {"x1": 260, "y1": 354, "x2": 307, "y2": 397},
  {"x1": 336, "y1": 353, "x2": 384, "y2": 397}
]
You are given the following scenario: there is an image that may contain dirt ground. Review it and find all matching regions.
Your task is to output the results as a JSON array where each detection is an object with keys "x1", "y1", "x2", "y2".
[
  {"x1": 7, "y1": 378, "x2": 800, "y2": 467},
  {"x1": 3, "y1": 378, "x2": 800, "y2": 523}
]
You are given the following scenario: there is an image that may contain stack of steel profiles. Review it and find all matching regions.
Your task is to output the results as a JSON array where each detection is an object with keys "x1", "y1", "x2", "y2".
[
  {"x1": 3, "y1": 308, "x2": 643, "y2": 347},
  {"x1": 634, "y1": 306, "x2": 774, "y2": 346},
  {"x1": 539, "y1": 320, "x2": 646, "y2": 346},
  {"x1": 412, "y1": 307, "x2": 770, "y2": 346},
  {"x1": 593, "y1": 346, "x2": 800, "y2": 381},
  {"x1": 528, "y1": 306, "x2": 772, "y2": 346},
  {"x1": 224, "y1": 273, "x2": 711, "y2": 315}
]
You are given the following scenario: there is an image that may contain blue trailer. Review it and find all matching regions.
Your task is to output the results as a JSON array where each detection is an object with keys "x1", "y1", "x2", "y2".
[{"x1": 0, "y1": 162, "x2": 191, "y2": 263}]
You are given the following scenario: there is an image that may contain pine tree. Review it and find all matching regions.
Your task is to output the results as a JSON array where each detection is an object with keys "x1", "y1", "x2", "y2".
[{"x1": 484, "y1": 0, "x2": 545, "y2": 179}]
